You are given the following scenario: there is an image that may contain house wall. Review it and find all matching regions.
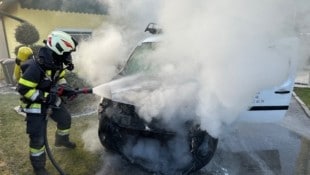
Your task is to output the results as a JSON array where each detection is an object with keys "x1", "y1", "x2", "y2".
[
  {"x1": 0, "y1": 17, "x2": 9, "y2": 59},
  {"x1": 0, "y1": 3, "x2": 106, "y2": 82},
  {"x1": 0, "y1": 17, "x2": 9, "y2": 80},
  {"x1": 3, "y1": 3, "x2": 106, "y2": 57}
]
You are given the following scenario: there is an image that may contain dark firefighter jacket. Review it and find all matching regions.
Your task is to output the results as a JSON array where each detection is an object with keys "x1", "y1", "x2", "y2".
[{"x1": 17, "y1": 47, "x2": 67, "y2": 114}]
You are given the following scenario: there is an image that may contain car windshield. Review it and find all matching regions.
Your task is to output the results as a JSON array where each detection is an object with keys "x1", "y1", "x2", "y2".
[{"x1": 121, "y1": 42, "x2": 157, "y2": 75}]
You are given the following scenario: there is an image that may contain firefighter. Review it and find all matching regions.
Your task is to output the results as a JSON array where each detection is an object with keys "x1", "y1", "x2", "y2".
[{"x1": 16, "y1": 31, "x2": 78, "y2": 175}]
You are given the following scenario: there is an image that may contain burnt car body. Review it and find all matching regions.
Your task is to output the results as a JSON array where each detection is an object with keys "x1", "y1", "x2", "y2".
[
  {"x1": 98, "y1": 24, "x2": 219, "y2": 174},
  {"x1": 98, "y1": 98, "x2": 218, "y2": 174}
]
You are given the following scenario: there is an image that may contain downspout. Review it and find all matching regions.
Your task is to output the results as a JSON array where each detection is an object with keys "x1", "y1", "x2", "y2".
[
  {"x1": 0, "y1": 15, "x2": 9, "y2": 58},
  {"x1": 0, "y1": 10, "x2": 28, "y2": 57},
  {"x1": 0, "y1": 10, "x2": 28, "y2": 58}
]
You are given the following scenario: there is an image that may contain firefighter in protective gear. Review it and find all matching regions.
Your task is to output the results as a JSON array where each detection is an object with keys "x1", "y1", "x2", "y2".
[
  {"x1": 16, "y1": 31, "x2": 78, "y2": 175},
  {"x1": 14, "y1": 46, "x2": 33, "y2": 81}
]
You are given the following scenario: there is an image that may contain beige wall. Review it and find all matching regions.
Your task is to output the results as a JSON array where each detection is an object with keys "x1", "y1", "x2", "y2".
[
  {"x1": 0, "y1": 18, "x2": 9, "y2": 58},
  {"x1": 3, "y1": 3, "x2": 106, "y2": 57},
  {"x1": 0, "y1": 17, "x2": 9, "y2": 80}
]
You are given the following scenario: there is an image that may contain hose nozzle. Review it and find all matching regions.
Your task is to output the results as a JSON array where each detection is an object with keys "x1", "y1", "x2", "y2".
[{"x1": 76, "y1": 88, "x2": 93, "y2": 94}]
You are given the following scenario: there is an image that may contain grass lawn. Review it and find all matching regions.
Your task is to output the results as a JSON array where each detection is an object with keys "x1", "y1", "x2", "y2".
[
  {"x1": 0, "y1": 93, "x2": 104, "y2": 175},
  {"x1": 294, "y1": 87, "x2": 310, "y2": 109}
]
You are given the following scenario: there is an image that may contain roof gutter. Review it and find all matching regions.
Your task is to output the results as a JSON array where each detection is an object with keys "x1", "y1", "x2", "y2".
[
  {"x1": 0, "y1": 0, "x2": 17, "y2": 10},
  {"x1": 0, "y1": 10, "x2": 27, "y2": 23}
]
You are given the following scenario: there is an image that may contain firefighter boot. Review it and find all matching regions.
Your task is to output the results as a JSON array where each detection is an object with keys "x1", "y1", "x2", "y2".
[
  {"x1": 30, "y1": 153, "x2": 49, "y2": 175},
  {"x1": 55, "y1": 133, "x2": 76, "y2": 149}
]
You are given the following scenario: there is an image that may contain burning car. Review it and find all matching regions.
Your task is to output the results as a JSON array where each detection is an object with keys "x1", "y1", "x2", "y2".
[
  {"x1": 97, "y1": 23, "x2": 218, "y2": 175},
  {"x1": 97, "y1": 23, "x2": 296, "y2": 174}
]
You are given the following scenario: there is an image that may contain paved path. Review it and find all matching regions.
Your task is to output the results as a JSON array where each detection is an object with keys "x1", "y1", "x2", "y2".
[{"x1": 203, "y1": 95, "x2": 310, "y2": 175}]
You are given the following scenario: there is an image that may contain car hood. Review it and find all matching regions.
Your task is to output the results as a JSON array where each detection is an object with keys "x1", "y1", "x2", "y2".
[{"x1": 101, "y1": 74, "x2": 161, "y2": 105}]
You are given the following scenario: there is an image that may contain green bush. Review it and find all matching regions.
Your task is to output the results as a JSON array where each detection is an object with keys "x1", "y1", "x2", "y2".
[
  {"x1": 15, "y1": 22, "x2": 39, "y2": 45},
  {"x1": 30, "y1": 44, "x2": 43, "y2": 56},
  {"x1": 14, "y1": 22, "x2": 43, "y2": 56}
]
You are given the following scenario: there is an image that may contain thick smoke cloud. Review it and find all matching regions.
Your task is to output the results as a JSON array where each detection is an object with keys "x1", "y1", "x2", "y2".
[
  {"x1": 74, "y1": 0, "x2": 310, "y2": 174},
  {"x1": 74, "y1": 26, "x2": 126, "y2": 85},
  {"x1": 78, "y1": 0, "x2": 309, "y2": 137},
  {"x1": 75, "y1": 0, "x2": 160, "y2": 86},
  {"x1": 77, "y1": 0, "x2": 309, "y2": 150},
  {"x1": 149, "y1": 0, "x2": 301, "y2": 136},
  {"x1": 295, "y1": 0, "x2": 310, "y2": 70}
]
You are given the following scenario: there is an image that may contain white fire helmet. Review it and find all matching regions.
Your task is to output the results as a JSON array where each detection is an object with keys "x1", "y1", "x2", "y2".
[{"x1": 46, "y1": 30, "x2": 77, "y2": 55}]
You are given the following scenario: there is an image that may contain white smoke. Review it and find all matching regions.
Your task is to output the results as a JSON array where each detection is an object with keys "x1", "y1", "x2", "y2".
[
  {"x1": 149, "y1": 0, "x2": 302, "y2": 136},
  {"x1": 81, "y1": 121, "x2": 103, "y2": 153},
  {"x1": 75, "y1": 0, "x2": 160, "y2": 86},
  {"x1": 77, "y1": 0, "x2": 310, "y2": 136},
  {"x1": 103, "y1": 0, "x2": 306, "y2": 137},
  {"x1": 295, "y1": 0, "x2": 310, "y2": 70},
  {"x1": 74, "y1": 25, "x2": 126, "y2": 85},
  {"x1": 76, "y1": 2, "x2": 310, "y2": 173}
]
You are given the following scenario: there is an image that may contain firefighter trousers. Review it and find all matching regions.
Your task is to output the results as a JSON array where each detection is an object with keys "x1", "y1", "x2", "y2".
[{"x1": 25, "y1": 103, "x2": 72, "y2": 165}]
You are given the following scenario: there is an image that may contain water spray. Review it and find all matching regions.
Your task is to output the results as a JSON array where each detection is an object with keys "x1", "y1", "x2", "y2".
[
  {"x1": 91, "y1": 74, "x2": 159, "y2": 98},
  {"x1": 91, "y1": 83, "x2": 111, "y2": 98}
]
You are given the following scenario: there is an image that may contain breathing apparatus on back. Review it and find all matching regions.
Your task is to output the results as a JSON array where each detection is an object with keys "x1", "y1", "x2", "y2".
[{"x1": 14, "y1": 46, "x2": 34, "y2": 81}]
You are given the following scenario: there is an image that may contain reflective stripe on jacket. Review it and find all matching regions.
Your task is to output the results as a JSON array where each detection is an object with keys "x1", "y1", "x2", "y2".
[{"x1": 17, "y1": 47, "x2": 66, "y2": 114}]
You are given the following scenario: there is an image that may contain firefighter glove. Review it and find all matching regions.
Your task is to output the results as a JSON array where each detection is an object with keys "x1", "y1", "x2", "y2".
[
  {"x1": 45, "y1": 93, "x2": 58, "y2": 106},
  {"x1": 45, "y1": 86, "x2": 61, "y2": 106}
]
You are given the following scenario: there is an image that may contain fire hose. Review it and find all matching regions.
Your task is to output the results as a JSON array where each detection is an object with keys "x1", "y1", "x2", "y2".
[{"x1": 44, "y1": 87, "x2": 93, "y2": 175}]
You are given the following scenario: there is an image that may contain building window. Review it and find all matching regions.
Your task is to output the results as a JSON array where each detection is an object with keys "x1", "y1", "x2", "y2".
[
  {"x1": 20, "y1": 0, "x2": 108, "y2": 15},
  {"x1": 56, "y1": 29, "x2": 92, "y2": 42}
]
